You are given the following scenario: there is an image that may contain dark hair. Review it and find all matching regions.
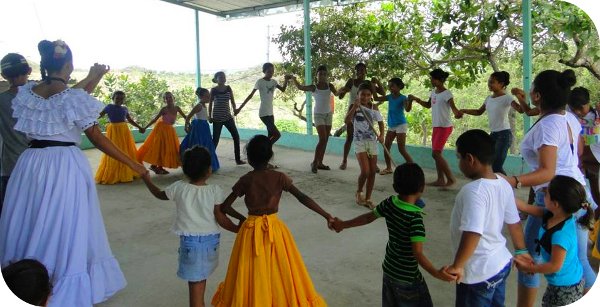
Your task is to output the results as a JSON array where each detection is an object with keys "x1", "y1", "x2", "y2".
[
  {"x1": 569, "y1": 87, "x2": 590, "y2": 110},
  {"x1": 548, "y1": 175, "x2": 595, "y2": 230},
  {"x1": 262, "y1": 62, "x2": 274, "y2": 73},
  {"x1": 490, "y1": 71, "x2": 510, "y2": 87},
  {"x1": 195, "y1": 87, "x2": 209, "y2": 98},
  {"x1": 533, "y1": 69, "x2": 576, "y2": 112},
  {"x1": 38, "y1": 40, "x2": 72, "y2": 83},
  {"x1": 388, "y1": 77, "x2": 405, "y2": 90},
  {"x1": 393, "y1": 163, "x2": 425, "y2": 195},
  {"x1": 182, "y1": 146, "x2": 211, "y2": 181},
  {"x1": 1, "y1": 53, "x2": 30, "y2": 78},
  {"x1": 246, "y1": 135, "x2": 273, "y2": 168},
  {"x1": 429, "y1": 68, "x2": 449, "y2": 82},
  {"x1": 317, "y1": 65, "x2": 328, "y2": 73},
  {"x1": 355, "y1": 62, "x2": 367, "y2": 70},
  {"x1": 212, "y1": 71, "x2": 225, "y2": 83},
  {"x1": 111, "y1": 90, "x2": 125, "y2": 100},
  {"x1": 2, "y1": 259, "x2": 51, "y2": 306},
  {"x1": 358, "y1": 81, "x2": 373, "y2": 93},
  {"x1": 456, "y1": 129, "x2": 495, "y2": 165}
]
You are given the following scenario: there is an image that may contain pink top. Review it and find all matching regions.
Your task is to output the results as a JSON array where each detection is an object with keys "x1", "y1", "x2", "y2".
[{"x1": 162, "y1": 112, "x2": 176, "y2": 125}]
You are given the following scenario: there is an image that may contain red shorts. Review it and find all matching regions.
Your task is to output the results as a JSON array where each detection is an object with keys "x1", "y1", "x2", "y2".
[{"x1": 432, "y1": 126, "x2": 453, "y2": 151}]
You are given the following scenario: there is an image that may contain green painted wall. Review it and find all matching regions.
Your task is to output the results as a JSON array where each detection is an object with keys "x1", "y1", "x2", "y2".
[{"x1": 80, "y1": 126, "x2": 528, "y2": 174}]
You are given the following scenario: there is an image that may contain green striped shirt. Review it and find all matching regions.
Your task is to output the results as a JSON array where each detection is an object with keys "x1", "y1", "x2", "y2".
[{"x1": 373, "y1": 196, "x2": 426, "y2": 283}]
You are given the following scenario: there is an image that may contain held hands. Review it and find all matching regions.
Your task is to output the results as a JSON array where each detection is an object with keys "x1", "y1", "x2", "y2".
[
  {"x1": 444, "y1": 265, "x2": 464, "y2": 284},
  {"x1": 454, "y1": 110, "x2": 463, "y2": 119},
  {"x1": 331, "y1": 217, "x2": 345, "y2": 233},
  {"x1": 436, "y1": 266, "x2": 458, "y2": 282},
  {"x1": 139, "y1": 127, "x2": 146, "y2": 134},
  {"x1": 511, "y1": 88, "x2": 526, "y2": 101},
  {"x1": 284, "y1": 74, "x2": 294, "y2": 81},
  {"x1": 513, "y1": 254, "x2": 536, "y2": 274}
]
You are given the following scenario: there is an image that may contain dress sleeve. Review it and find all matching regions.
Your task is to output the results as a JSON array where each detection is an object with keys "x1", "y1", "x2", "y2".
[{"x1": 164, "y1": 181, "x2": 179, "y2": 200}]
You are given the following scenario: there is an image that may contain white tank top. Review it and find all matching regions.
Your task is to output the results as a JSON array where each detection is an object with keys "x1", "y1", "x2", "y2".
[
  {"x1": 313, "y1": 87, "x2": 331, "y2": 114},
  {"x1": 348, "y1": 85, "x2": 359, "y2": 108},
  {"x1": 195, "y1": 104, "x2": 208, "y2": 120}
]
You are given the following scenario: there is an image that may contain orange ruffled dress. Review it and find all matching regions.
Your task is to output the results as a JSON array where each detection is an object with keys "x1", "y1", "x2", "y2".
[
  {"x1": 136, "y1": 114, "x2": 180, "y2": 169},
  {"x1": 95, "y1": 122, "x2": 139, "y2": 184},
  {"x1": 212, "y1": 214, "x2": 327, "y2": 307}
]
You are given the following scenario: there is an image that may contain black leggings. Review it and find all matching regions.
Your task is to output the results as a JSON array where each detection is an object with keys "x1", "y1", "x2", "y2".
[{"x1": 212, "y1": 118, "x2": 242, "y2": 162}]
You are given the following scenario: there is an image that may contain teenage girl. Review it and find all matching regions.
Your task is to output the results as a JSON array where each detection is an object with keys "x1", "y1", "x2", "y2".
[
  {"x1": 293, "y1": 65, "x2": 338, "y2": 173},
  {"x1": 137, "y1": 91, "x2": 186, "y2": 174},
  {"x1": 210, "y1": 71, "x2": 246, "y2": 165},
  {"x1": 211, "y1": 135, "x2": 333, "y2": 306},
  {"x1": 460, "y1": 71, "x2": 522, "y2": 174},
  {"x1": 373, "y1": 77, "x2": 414, "y2": 175},
  {"x1": 345, "y1": 82, "x2": 385, "y2": 209},
  {"x1": 95, "y1": 91, "x2": 145, "y2": 184},
  {"x1": 180, "y1": 87, "x2": 220, "y2": 172},
  {"x1": 514, "y1": 175, "x2": 594, "y2": 307},
  {"x1": 410, "y1": 68, "x2": 463, "y2": 188}
]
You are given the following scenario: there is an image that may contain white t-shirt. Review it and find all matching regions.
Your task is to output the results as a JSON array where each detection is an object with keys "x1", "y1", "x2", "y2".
[
  {"x1": 484, "y1": 94, "x2": 514, "y2": 132},
  {"x1": 430, "y1": 89, "x2": 454, "y2": 127},
  {"x1": 450, "y1": 175, "x2": 520, "y2": 284},
  {"x1": 165, "y1": 181, "x2": 225, "y2": 236},
  {"x1": 520, "y1": 113, "x2": 585, "y2": 191},
  {"x1": 254, "y1": 78, "x2": 279, "y2": 117},
  {"x1": 313, "y1": 87, "x2": 331, "y2": 114}
]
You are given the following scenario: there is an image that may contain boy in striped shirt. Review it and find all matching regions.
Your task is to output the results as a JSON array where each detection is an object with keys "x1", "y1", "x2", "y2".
[{"x1": 332, "y1": 163, "x2": 456, "y2": 306}]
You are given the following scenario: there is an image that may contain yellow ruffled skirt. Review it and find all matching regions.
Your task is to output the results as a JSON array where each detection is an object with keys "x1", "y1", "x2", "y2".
[
  {"x1": 95, "y1": 122, "x2": 139, "y2": 184},
  {"x1": 136, "y1": 119, "x2": 181, "y2": 168},
  {"x1": 212, "y1": 214, "x2": 327, "y2": 307}
]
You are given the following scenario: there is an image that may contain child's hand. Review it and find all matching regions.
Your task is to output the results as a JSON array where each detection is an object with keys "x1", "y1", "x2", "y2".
[
  {"x1": 140, "y1": 170, "x2": 152, "y2": 182},
  {"x1": 139, "y1": 127, "x2": 146, "y2": 134},
  {"x1": 284, "y1": 74, "x2": 294, "y2": 80},
  {"x1": 454, "y1": 110, "x2": 463, "y2": 119},
  {"x1": 331, "y1": 217, "x2": 345, "y2": 233},
  {"x1": 514, "y1": 256, "x2": 535, "y2": 273},
  {"x1": 444, "y1": 265, "x2": 464, "y2": 284},
  {"x1": 436, "y1": 266, "x2": 458, "y2": 282},
  {"x1": 377, "y1": 134, "x2": 384, "y2": 144}
]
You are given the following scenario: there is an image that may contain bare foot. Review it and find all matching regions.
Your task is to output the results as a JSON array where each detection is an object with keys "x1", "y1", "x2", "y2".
[
  {"x1": 427, "y1": 180, "x2": 446, "y2": 187},
  {"x1": 339, "y1": 161, "x2": 347, "y2": 170},
  {"x1": 438, "y1": 179, "x2": 456, "y2": 191}
]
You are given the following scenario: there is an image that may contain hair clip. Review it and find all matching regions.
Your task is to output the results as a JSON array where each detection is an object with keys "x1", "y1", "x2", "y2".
[
  {"x1": 581, "y1": 201, "x2": 590, "y2": 209},
  {"x1": 53, "y1": 40, "x2": 68, "y2": 59}
]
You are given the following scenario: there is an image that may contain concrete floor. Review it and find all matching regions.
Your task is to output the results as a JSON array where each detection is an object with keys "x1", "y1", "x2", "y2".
[{"x1": 92, "y1": 138, "x2": 553, "y2": 307}]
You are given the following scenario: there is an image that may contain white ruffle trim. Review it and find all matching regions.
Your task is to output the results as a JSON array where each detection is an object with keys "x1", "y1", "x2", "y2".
[{"x1": 12, "y1": 82, "x2": 104, "y2": 136}]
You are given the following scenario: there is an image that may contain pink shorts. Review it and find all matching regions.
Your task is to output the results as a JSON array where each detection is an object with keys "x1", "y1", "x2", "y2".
[{"x1": 432, "y1": 126, "x2": 453, "y2": 151}]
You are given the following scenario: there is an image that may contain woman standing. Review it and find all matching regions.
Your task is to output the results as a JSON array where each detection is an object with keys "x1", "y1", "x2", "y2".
[{"x1": 0, "y1": 40, "x2": 147, "y2": 306}]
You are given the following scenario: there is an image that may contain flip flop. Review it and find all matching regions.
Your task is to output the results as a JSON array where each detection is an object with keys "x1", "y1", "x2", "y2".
[
  {"x1": 365, "y1": 199, "x2": 375, "y2": 209},
  {"x1": 379, "y1": 168, "x2": 393, "y2": 175},
  {"x1": 356, "y1": 191, "x2": 366, "y2": 206}
]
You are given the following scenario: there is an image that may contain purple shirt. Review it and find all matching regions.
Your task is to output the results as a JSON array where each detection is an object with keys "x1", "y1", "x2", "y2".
[{"x1": 103, "y1": 104, "x2": 128, "y2": 123}]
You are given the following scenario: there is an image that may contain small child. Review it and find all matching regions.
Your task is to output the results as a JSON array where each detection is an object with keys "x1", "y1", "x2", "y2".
[
  {"x1": 180, "y1": 87, "x2": 220, "y2": 172},
  {"x1": 2, "y1": 259, "x2": 52, "y2": 306},
  {"x1": 373, "y1": 77, "x2": 414, "y2": 174},
  {"x1": 410, "y1": 68, "x2": 462, "y2": 188},
  {"x1": 95, "y1": 90, "x2": 146, "y2": 184},
  {"x1": 137, "y1": 91, "x2": 187, "y2": 174},
  {"x1": 445, "y1": 129, "x2": 529, "y2": 307},
  {"x1": 514, "y1": 175, "x2": 594, "y2": 306},
  {"x1": 0, "y1": 53, "x2": 31, "y2": 207},
  {"x1": 332, "y1": 162, "x2": 455, "y2": 307},
  {"x1": 141, "y1": 146, "x2": 237, "y2": 307},
  {"x1": 344, "y1": 82, "x2": 384, "y2": 208},
  {"x1": 211, "y1": 135, "x2": 333, "y2": 307},
  {"x1": 238, "y1": 63, "x2": 291, "y2": 147}
]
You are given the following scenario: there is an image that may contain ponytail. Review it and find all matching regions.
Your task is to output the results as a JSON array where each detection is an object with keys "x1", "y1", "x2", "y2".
[{"x1": 577, "y1": 201, "x2": 595, "y2": 231}]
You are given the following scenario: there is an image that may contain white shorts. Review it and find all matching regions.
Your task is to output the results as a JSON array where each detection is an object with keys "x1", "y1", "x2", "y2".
[
  {"x1": 354, "y1": 140, "x2": 378, "y2": 155},
  {"x1": 314, "y1": 112, "x2": 333, "y2": 126},
  {"x1": 388, "y1": 123, "x2": 408, "y2": 134}
]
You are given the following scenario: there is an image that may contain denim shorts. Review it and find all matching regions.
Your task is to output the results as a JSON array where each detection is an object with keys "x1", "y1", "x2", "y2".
[
  {"x1": 177, "y1": 234, "x2": 220, "y2": 282},
  {"x1": 456, "y1": 261, "x2": 511, "y2": 307},
  {"x1": 382, "y1": 274, "x2": 433, "y2": 307}
]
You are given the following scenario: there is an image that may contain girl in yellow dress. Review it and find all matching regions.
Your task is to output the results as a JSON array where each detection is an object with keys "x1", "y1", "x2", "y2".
[
  {"x1": 212, "y1": 135, "x2": 333, "y2": 307},
  {"x1": 137, "y1": 91, "x2": 186, "y2": 174},
  {"x1": 95, "y1": 91, "x2": 145, "y2": 184}
]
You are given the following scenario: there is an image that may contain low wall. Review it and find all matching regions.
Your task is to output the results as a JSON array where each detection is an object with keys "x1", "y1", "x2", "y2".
[{"x1": 81, "y1": 126, "x2": 527, "y2": 175}]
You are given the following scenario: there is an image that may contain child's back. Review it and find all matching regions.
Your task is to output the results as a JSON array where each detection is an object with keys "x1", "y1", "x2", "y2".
[
  {"x1": 165, "y1": 180, "x2": 223, "y2": 235},
  {"x1": 233, "y1": 169, "x2": 291, "y2": 215}
]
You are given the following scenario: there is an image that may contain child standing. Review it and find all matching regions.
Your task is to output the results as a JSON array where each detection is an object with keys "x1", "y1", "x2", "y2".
[
  {"x1": 332, "y1": 162, "x2": 456, "y2": 306},
  {"x1": 95, "y1": 91, "x2": 146, "y2": 184},
  {"x1": 292, "y1": 65, "x2": 338, "y2": 173},
  {"x1": 180, "y1": 87, "x2": 220, "y2": 172},
  {"x1": 459, "y1": 71, "x2": 521, "y2": 175},
  {"x1": 514, "y1": 175, "x2": 594, "y2": 306},
  {"x1": 0, "y1": 53, "x2": 30, "y2": 207},
  {"x1": 410, "y1": 68, "x2": 462, "y2": 188},
  {"x1": 137, "y1": 91, "x2": 186, "y2": 174},
  {"x1": 141, "y1": 146, "x2": 238, "y2": 307},
  {"x1": 345, "y1": 82, "x2": 384, "y2": 208},
  {"x1": 445, "y1": 129, "x2": 529, "y2": 307},
  {"x1": 211, "y1": 135, "x2": 333, "y2": 307},
  {"x1": 238, "y1": 63, "x2": 290, "y2": 147},
  {"x1": 373, "y1": 77, "x2": 414, "y2": 175}
]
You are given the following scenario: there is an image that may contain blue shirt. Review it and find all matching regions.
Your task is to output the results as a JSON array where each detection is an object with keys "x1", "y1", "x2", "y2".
[
  {"x1": 538, "y1": 215, "x2": 582, "y2": 286},
  {"x1": 386, "y1": 94, "x2": 408, "y2": 127},
  {"x1": 103, "y1": 104, "x2": 128, "y2": 123}
]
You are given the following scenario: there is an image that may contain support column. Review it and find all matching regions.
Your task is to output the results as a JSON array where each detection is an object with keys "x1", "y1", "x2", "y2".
[
  {"x1": 522, "y1": 0, "x2": 532, "y2": 131},
  {"x1": 303, "y1": 0, "x2": 313, "y2": 135},
  {"x1": 195, "y1": 10, "x2": 201, "y2": 88}
]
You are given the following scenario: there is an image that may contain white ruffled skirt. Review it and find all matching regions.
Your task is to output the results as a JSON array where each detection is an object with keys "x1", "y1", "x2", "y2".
[{"x1": 0, "y1": 146, "x2": 126, "y2": 306}]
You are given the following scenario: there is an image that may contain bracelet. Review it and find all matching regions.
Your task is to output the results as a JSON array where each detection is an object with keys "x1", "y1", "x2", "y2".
[{"x1": 514, "y1": 248, "x2": 529, "y2": 255}]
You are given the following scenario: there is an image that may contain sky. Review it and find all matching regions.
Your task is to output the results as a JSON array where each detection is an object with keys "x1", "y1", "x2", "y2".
[{"x1": 0, "y1": 0, "x2": 303, "y2": 73}]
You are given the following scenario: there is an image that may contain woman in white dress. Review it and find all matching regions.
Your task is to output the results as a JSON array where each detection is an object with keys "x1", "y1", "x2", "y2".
[{"x1": 0, "y1": 40, "x2": 147, "y2": 306}]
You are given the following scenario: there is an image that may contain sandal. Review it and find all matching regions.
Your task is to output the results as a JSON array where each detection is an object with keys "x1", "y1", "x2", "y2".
[
  {"x1": 317, "y1": 164, "x2": 331, "y2": 170},
  {"x1": 365, "y1": 199, "x2": 375, "y2": 209},
  {"x1": 157, "y1": 167, "x2": 169, "y2": 175},
  {"x1": 355, "y1": 191, "x2": 366, "y2": 206},
  {"x1": 379, "y1": 168, "x2": 393, "y2": 175},
  {"x1": 149, "y1": 165, "x2": 159, "y2": 174}
]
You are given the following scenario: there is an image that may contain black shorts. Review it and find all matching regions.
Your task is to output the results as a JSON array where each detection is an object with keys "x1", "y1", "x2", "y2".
[{"x1": 260, "y1": 115, "x2": 278, "y2": 135}]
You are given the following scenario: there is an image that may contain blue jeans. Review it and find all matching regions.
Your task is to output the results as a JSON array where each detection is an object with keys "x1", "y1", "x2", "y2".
[
  {"x1": 456, "y1": 262, "x2": 511, "y2": 307},
  {"x1": 490, "y1": 130, "x2": 512, "y2": 175},
  {"x1": 382, "y1": 274, "x2": 433, "y2": 307}
]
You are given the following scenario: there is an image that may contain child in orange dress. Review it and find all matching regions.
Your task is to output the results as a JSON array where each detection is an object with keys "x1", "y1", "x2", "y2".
[
  {"x1": 212, "y1": 135, "x2": 334, "y2": 307},
  {"x1": 137, "y1": 91, "x2": 186, "y2": 174}
]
